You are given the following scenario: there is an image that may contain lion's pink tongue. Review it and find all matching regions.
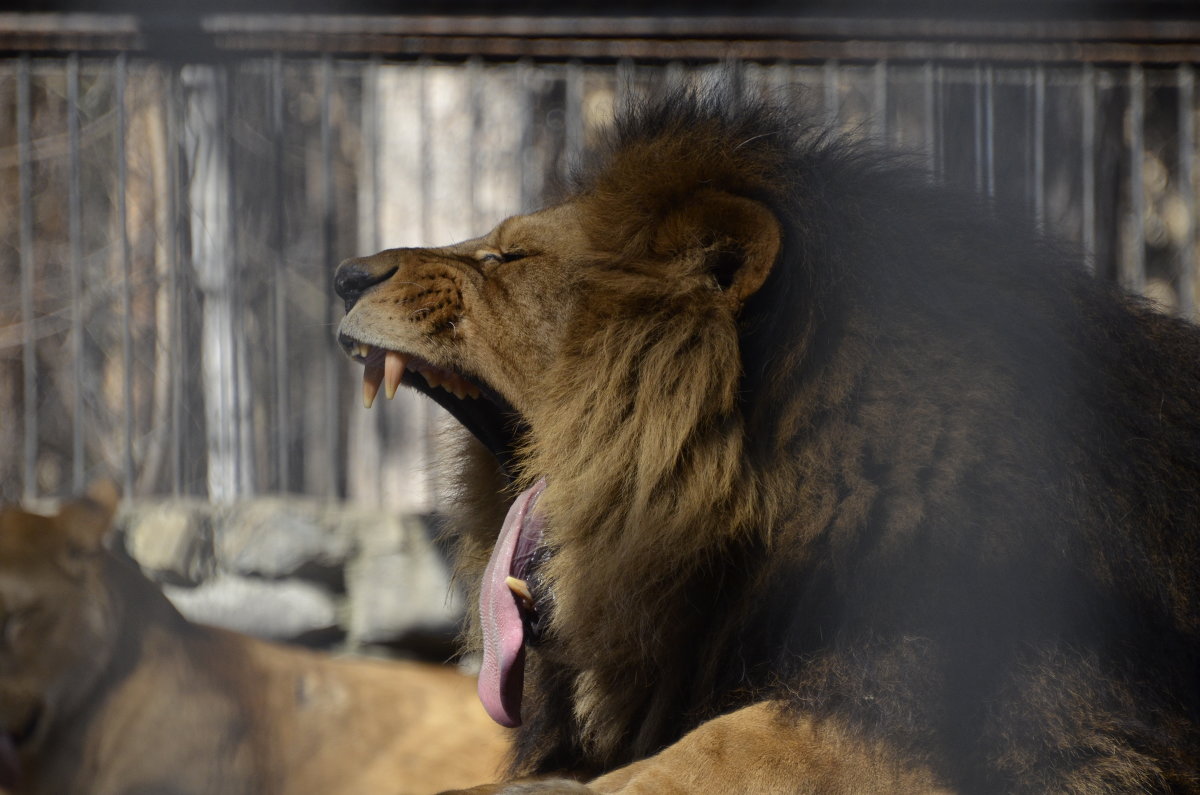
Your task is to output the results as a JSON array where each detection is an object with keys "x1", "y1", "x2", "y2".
[
  {"x1": 0, "y1": 733, "x2": 20, "y2": 790},
  {"x1": 479, "y1": 478, "x2": 547, "y2": 728}
]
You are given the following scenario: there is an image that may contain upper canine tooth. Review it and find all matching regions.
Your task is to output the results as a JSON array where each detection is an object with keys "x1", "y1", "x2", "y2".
[
  {"x1": 363, "y1": 364, "x2": 384, "y2": 409},
  {"x1": 384, "y1": 351, "x2": 407, "y2": 399}
]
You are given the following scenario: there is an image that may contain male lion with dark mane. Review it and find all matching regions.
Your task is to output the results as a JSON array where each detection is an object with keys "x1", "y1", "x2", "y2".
[{"x1": 334, "y1": 92, "x2": 1200, "y2": 793}]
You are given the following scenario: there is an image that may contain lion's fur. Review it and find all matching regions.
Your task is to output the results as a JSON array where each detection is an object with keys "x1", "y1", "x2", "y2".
[
  {"x1": 0, "y1": 488, "x2": 508, "y2": 795},
  {"x1": 339, "y1": 91, "x2": 1200, "y2": 792}
]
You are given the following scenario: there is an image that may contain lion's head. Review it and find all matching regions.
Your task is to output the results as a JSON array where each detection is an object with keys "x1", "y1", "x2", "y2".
[{"x1": 0, "y1": 483, "x2": 121, "y2": 787}]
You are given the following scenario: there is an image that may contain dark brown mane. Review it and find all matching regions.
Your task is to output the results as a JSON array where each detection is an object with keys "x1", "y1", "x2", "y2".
[{"x1": 478, "y1": 90, "x2": 1200, "y2": 788}]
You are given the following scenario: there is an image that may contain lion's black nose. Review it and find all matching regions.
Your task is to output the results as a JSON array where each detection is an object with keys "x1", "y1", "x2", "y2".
[{"x1": 334, "y1": 257, "x2": 398, "y2": 311}]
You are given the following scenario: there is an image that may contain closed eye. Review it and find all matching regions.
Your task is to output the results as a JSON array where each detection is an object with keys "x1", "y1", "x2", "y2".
[{"x1": 477, "y1": 250, "x2": 528, "y2": 265}]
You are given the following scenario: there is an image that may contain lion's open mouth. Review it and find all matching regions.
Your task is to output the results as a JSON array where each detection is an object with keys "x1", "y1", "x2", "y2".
[
  {"x1": 337, "y1": 335, "x2": 526, "y2": 477},
  {"x1": 338, "y1": 332, "x2": 549, "y2": 729}
]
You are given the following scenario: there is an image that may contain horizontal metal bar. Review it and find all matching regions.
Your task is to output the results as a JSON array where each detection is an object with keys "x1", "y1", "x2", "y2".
[
  {"x1": 7, "y1": 12, "x2": 1200, "y2": 45},
  {"x1": 6, "y1": 13, "x2": 1200, "y2": 64},
  {"x1": 188, "y1": 33, "x2": 1200, "y2": 65},
  {"x1": 0, "y1": 13, "x2": 141, "y2": 51},
  {"x1": 193, "y1": 14, "x2": 1200, "y2": 44}
]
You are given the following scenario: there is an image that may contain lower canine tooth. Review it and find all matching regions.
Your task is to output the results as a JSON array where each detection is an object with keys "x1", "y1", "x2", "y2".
[{"x1": 505, "y1": 576, "x2": 535, "y2": 610}]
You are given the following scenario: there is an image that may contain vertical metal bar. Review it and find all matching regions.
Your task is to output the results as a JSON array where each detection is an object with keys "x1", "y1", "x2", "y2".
[
  {"x1": 366, "y1": 55, "x2": 381, "y2": 253},
  {"x1": 616, "y1": 57, "x2": 634, "y2": 110},
  {"x1": 973, "y1": 63, "x2": 984, "y2": 194},
  {"x1": 18, "y1": 56, "x2": 36, "y2": 501},
  {"x1": 1081, "y1": 63, "x2": 1097, "y2": 270},
  {"x1": 873, "y1": 60, "x2": 887, "y2": 143},
  {"x1": 823, "y1": 59, "x2": 839, "y2": 129},
  {"x1": 984, "y1": 64, "x2": 995, "y2": 199},
  {"x1": 768, "y1": 60, "x2": 791, "y2": 101},
  {"x1": 226, "y1": 62, "x2": 248, "y2": 495},
  {"x1": 664, "y1": 59, "x2": 687, "y2": 94},
  {"x1": 320, "y1": 53, "x2": 339, "y2": 497},
  {"x1": 1179, "y1": 64, "x2": 1196, "y2": 317},
  {"x1": 724, "y1": 57, "x2": 744, "y2": 114},
  {"x1": 361, "y1": 55, "x2": 384, "y2": 506},
  {"x1": 935, "y1": 63, "x2": 946, "y2": 178},
  {"x1": 564, "y1": 59, "x2": 584, "y2": 178},
  {"x1": 517, "y1": 58, "x2": 536, "y2": 212},
  {"x1": 167, "y1": 64, "x2": 183, "y2": 494},
  {"x1": 418, "y1": 56, "x2": 438, "y2": 506},
  {"x1": 467, "y1": 56, "x2": 485, "y2": 231},
  {"x1": 923, "y1": 61, "x2": 936, "y2": 174},
  {"x1": 272, "y1": 53, "x2": 289, "y2": 491},
  {"x1": 1127, "y1": 63, "x2": 1147, "y2": 294},
  {"x1": 1033, "y1": 65, "x2": 1046, "y2": 229},
  {"x1": 417, "y1": 56, "x2": 432, "y2": 239},
  {"x1": 68, "y1": 55, "x2": 85, "y2": 492},
  {"x1": 116, "y1": 54, "x2": 134, "y2": 496}
]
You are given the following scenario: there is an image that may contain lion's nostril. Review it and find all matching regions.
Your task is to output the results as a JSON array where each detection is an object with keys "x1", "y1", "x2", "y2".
[{"x1": 334, "y1": 259, "x2": 398, "y2": 309}]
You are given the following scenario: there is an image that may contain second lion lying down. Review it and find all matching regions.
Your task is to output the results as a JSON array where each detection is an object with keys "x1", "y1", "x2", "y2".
[{"x1": 0, "y1": 484, "x2": 507, "y2": 795}]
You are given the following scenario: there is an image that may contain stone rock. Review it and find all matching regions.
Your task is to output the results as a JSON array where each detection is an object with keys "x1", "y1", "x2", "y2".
[
  {"x1": 343, "y1": 509, "x2": 435, "y2": 557},
  {"x1": 215, "y1": 497, "x2": 355, "y2": 585},
  {"x1": 163, "y1": 574, "x2": 340, "y2": 643},
  {"x1": 119, "y1": 500, "x2": 214, "y2": 586},
  {"x1": 346, "y1": 533, "x2": 463, "y2": 646}
]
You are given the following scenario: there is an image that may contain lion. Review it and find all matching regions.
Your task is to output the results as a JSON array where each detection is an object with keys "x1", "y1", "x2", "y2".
[
  {"x1": 333, "y1": 91, "x2": 1200, "y2": 792},
  {"x1": 0, "y1": 483, "x2": 508, "y2": 795}
]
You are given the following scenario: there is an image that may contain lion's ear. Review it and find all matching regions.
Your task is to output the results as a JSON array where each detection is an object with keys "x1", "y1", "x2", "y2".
[
  {"x1": 654, "y1": 189, "x2": 782, "y2": 306},
  {"x1": 56, "y1": 480, "x2": 119, "y2": 556}
]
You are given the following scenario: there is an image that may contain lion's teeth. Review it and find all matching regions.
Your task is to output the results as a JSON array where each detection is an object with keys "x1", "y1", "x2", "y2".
[
  {"x1": 363, "y1": 364, "x2": 384, "y2": 408},
  {"x1": 357, "y1": 342, "x2": 372, "y2": 359},
  {"x1": 384, "y1": 351, "x2": 407, "y2": 399},
  {"x1": 505, "y1": 576, "x2": 535, "y2": 610},
  {"x1": 422, "y1": 370, "x2": 442, "y2": 389},
  {"x1": 464, "y1": 383, "x2": 481, "y2": 399}
]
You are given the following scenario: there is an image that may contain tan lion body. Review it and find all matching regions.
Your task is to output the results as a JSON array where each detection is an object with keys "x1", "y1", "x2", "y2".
[{"x1": 0, "y1": 488, "x2": 507, "y2": 795}]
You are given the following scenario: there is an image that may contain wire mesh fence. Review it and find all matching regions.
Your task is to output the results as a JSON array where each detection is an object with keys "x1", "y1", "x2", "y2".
[{"x1": 2, "y1": 19, "x2": 1199, "y2": 508}]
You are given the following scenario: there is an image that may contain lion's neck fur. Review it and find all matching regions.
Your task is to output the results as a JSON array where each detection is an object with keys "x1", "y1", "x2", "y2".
[{"x1": 486, "y1": 268, "x2": 824, "y2": 769}]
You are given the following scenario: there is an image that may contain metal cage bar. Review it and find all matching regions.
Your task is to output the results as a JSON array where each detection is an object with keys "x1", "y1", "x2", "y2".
[
  {"x1": 67, "y1": 54, "x2": 84, "y2": 492},
  {"x1": 18, "y1": 55, "x2": 36, "y2": 501},
  {"x1": 1126, "y1": 63, "x2": 1147, "y2": 293},
  {"x1": 1180, "y1": 65, "x2": 1197, "y2": 317}
]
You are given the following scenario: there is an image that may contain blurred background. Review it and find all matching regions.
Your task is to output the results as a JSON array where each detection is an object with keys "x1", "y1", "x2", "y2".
[{"x1": 2, "y1": 1, "x2": 1199, "y2": 656}]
